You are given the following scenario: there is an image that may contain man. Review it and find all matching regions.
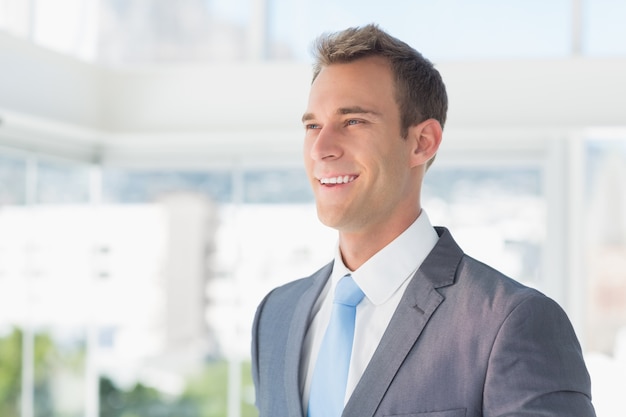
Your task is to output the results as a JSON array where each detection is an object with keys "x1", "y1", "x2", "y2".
[{"x1": 251, "y1": 24, "x2": 595, "y2": 417}]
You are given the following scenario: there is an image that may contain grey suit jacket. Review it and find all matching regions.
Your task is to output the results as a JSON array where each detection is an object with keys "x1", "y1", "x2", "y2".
[{"x1": 251, "y1": 227, "x2": 595, "y2": 416}]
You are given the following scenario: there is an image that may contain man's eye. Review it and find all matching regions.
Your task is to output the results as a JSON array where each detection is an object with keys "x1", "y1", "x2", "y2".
[
  {"x1": 305, "y1": 123, "x2": 320, "y2": 130},
  {"x1": 346, "y1": 119, "x2": 361, "y2": 126}
]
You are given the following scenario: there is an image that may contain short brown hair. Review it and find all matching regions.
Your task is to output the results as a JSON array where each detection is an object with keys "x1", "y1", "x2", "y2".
[{"x1": 311, "y1": 24, "x2": 448, "y2": 138}]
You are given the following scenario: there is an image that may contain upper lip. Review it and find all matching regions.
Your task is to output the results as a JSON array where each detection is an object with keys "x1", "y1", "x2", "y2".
[{"x1": 317, "y1": 174, "x2": 357, "y2": 184}]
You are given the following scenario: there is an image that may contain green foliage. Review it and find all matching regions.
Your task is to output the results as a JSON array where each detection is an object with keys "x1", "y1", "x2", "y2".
[
  {"x1": 240, "y1": 361, "x2": 257, "y2": 417},
  {"x1": 0, "y1": 328, "x2": 56, "y2": 417},
  {"x1": 1, "y1": 330, "x2": 258, "y2": 417},
  {"x1": 180, "y1": 360, "x2": 228, "y2": 416},
  {"x1": 0, "y1": 327, "x2": 86, "y2": 417},
  {"x1": 0, "y1": 328, "x2": 22, "y2": 417},
  {"x1": 100, "y1": 377, "x2": 191, "y2": 417},
  {"x1": 100, "y1": 359, "x2": 258, "y2": 417},
  {"x1": 180, "y1": 359, "x2": 257, "y2": 417}
]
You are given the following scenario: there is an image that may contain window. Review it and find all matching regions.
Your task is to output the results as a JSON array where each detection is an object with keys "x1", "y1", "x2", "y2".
[
  {"x1": 424, "y1": 166, "x2": 545, "y2": 286},
  {"x1": 0, "y1": 152, "x2": 26, "y2": 205},
  {"x1": 2, "y1": 0, "x2": 625, "y2": 65},
  {"x1": 583, "y1": 136, "x2": 626, "y2": 416}
]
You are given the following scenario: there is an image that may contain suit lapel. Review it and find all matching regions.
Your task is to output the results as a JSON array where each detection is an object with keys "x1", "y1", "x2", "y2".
[
  {"x1": 343, "y1": 227, "x2": 463, "y2": 417},
  {"x1": 283, "y1": 262, "x2": 334, "y2": 417}
]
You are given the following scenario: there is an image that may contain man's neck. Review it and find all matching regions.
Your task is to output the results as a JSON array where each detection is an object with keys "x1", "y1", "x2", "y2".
[{"x1": 338, "y1": 210, "x2": 421, "y2": 271}]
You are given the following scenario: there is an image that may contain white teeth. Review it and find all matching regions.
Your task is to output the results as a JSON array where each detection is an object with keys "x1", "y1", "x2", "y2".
[{"x1": 319, "y1": 175, "x2": 355, "y2": 185}]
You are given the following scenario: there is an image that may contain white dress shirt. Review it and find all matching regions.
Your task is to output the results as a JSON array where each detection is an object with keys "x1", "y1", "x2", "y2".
[{"x1": 300, "y1": 210, "x2": 439, "y2": 412}]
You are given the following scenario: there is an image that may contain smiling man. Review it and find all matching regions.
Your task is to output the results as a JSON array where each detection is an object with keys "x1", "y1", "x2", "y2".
[{"x1": 251, "y1": 24, "x2": 596, "y2": 417}]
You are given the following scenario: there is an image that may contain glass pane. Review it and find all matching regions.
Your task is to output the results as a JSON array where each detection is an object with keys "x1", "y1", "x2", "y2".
[
  {"x1": 6, "y1": 0, "x2": 626, "y2": 66},
  {"x1": 269, "y1": 0, "x2": 572, "y2": 61},
  {"x1": 37, "y1": 160, "x2": 90, "y2": 204},
  {"x1": 423, "y1": 166, "x2": 545, "y2": 286},
  {"x1": 99, "y1": 360, "x2": 255, "y2": 417},
  {"x1": 103, "y1": 169, "x2": 232, "y2": 203},
  {"x1": 0, "y1": 153, "x2": 26, "y2": 205},
  {"x1": 0, "y1": 327, "x2": 87, "y2": 417},
  {"x1": 0, "y1": 0, "x2": 32, "y2": 38},
  {"x1": 243, "y1": 168, "x2": 313, "y2": 203},
  {"x1": 0, "y1": 326, "x2": 21, "y2": 416},
  {"x1": 99, "y1": 168, "x2": 256, "y2": 415},
  {"x1": 34, "y1": 328, "x2": 87, "y2": 417},
  {"x1": 583, "y1": 137, "x2": 626, "y2": 417},
  {"x1": 31, "y1": 0, "x2": 99, "y2": 61},
  {"x1": 584, "y1": 0, "x2": 626, "y2": 57},
  {"x1": 97, "y1": 0, "x2": 249, "y2": 65}
]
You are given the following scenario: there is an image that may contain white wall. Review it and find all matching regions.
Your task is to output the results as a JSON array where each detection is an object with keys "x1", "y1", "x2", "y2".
[{"x1": 0, "y1": 33, "x2": 104, "y2": 129}]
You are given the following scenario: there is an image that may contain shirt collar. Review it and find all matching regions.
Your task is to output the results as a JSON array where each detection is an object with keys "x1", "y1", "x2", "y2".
[{"x1": 332, "y1": 210, "x2": 439, "y2": 305}]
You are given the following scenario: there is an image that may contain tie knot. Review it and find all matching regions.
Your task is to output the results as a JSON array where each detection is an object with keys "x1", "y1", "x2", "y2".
[{"x1": 334, "y1": 275, "x2": 365, "y2": 307}]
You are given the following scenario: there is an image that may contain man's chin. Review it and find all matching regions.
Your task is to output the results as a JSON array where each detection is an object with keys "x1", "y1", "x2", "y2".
[{"x1": 316, "y1": 210, "x2": 343, "y2": 230}]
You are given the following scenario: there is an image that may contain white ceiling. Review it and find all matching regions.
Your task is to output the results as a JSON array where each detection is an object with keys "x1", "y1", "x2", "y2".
[{"x1": 1, "y1": 32, "x2": 626, "y2": 167}]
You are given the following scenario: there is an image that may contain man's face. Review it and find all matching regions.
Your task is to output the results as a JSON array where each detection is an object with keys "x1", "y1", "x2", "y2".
[{"x1": 302, "y1": 56, "x2": 420, "y2": 236}]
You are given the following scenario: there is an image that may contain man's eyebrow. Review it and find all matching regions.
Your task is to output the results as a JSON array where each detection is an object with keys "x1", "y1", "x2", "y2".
[
  {"x1": 301, "y1": 106, "x2": 381, "y2": 123},
  {"x1": 336, "y1": 106, "x2": 381, "y2": 117}
]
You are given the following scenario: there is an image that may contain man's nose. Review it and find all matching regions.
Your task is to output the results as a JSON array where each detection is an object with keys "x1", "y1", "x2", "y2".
[{"x1": 309, "y1": 125, "x2": 343, "y2": 161}]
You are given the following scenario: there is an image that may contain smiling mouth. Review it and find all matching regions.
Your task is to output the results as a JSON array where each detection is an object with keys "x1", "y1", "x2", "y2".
[{"x1": 318, "y1": 175, "x2": 357, "y2": 185}]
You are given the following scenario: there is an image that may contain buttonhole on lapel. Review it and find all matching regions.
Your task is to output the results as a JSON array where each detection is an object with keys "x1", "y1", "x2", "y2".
[{"x1": 413, "y1": 304, "x2": 425, "y2": 315}]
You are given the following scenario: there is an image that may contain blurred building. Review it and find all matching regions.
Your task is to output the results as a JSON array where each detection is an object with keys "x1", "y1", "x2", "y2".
[
  {"x1": 0, "y1": 196, "x2": 217, "y2": 388},
  {"x1": 586, "y1": 148, "x2": 626, "y2": 354}
]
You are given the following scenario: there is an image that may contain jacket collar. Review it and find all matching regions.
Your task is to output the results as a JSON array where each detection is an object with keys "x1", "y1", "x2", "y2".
[
  {"x1": 284, "y1": 227, "x2": 464, "y2": 417},
  {"x1": 283, "y1": 261, "x2": 334, "y2": 417},
  {"x1": 344, "y1": 227, "x2": 463, "y2": 416}
]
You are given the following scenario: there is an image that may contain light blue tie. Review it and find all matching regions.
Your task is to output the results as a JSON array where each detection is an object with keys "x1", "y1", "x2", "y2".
[{"x1": 308, "y1": 274, "x2": 365, "y2": 417}]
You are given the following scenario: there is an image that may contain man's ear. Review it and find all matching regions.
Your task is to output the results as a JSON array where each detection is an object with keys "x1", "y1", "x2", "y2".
[{"x1": 408, "y1": 118, "x2": 442, "y2": 168}]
